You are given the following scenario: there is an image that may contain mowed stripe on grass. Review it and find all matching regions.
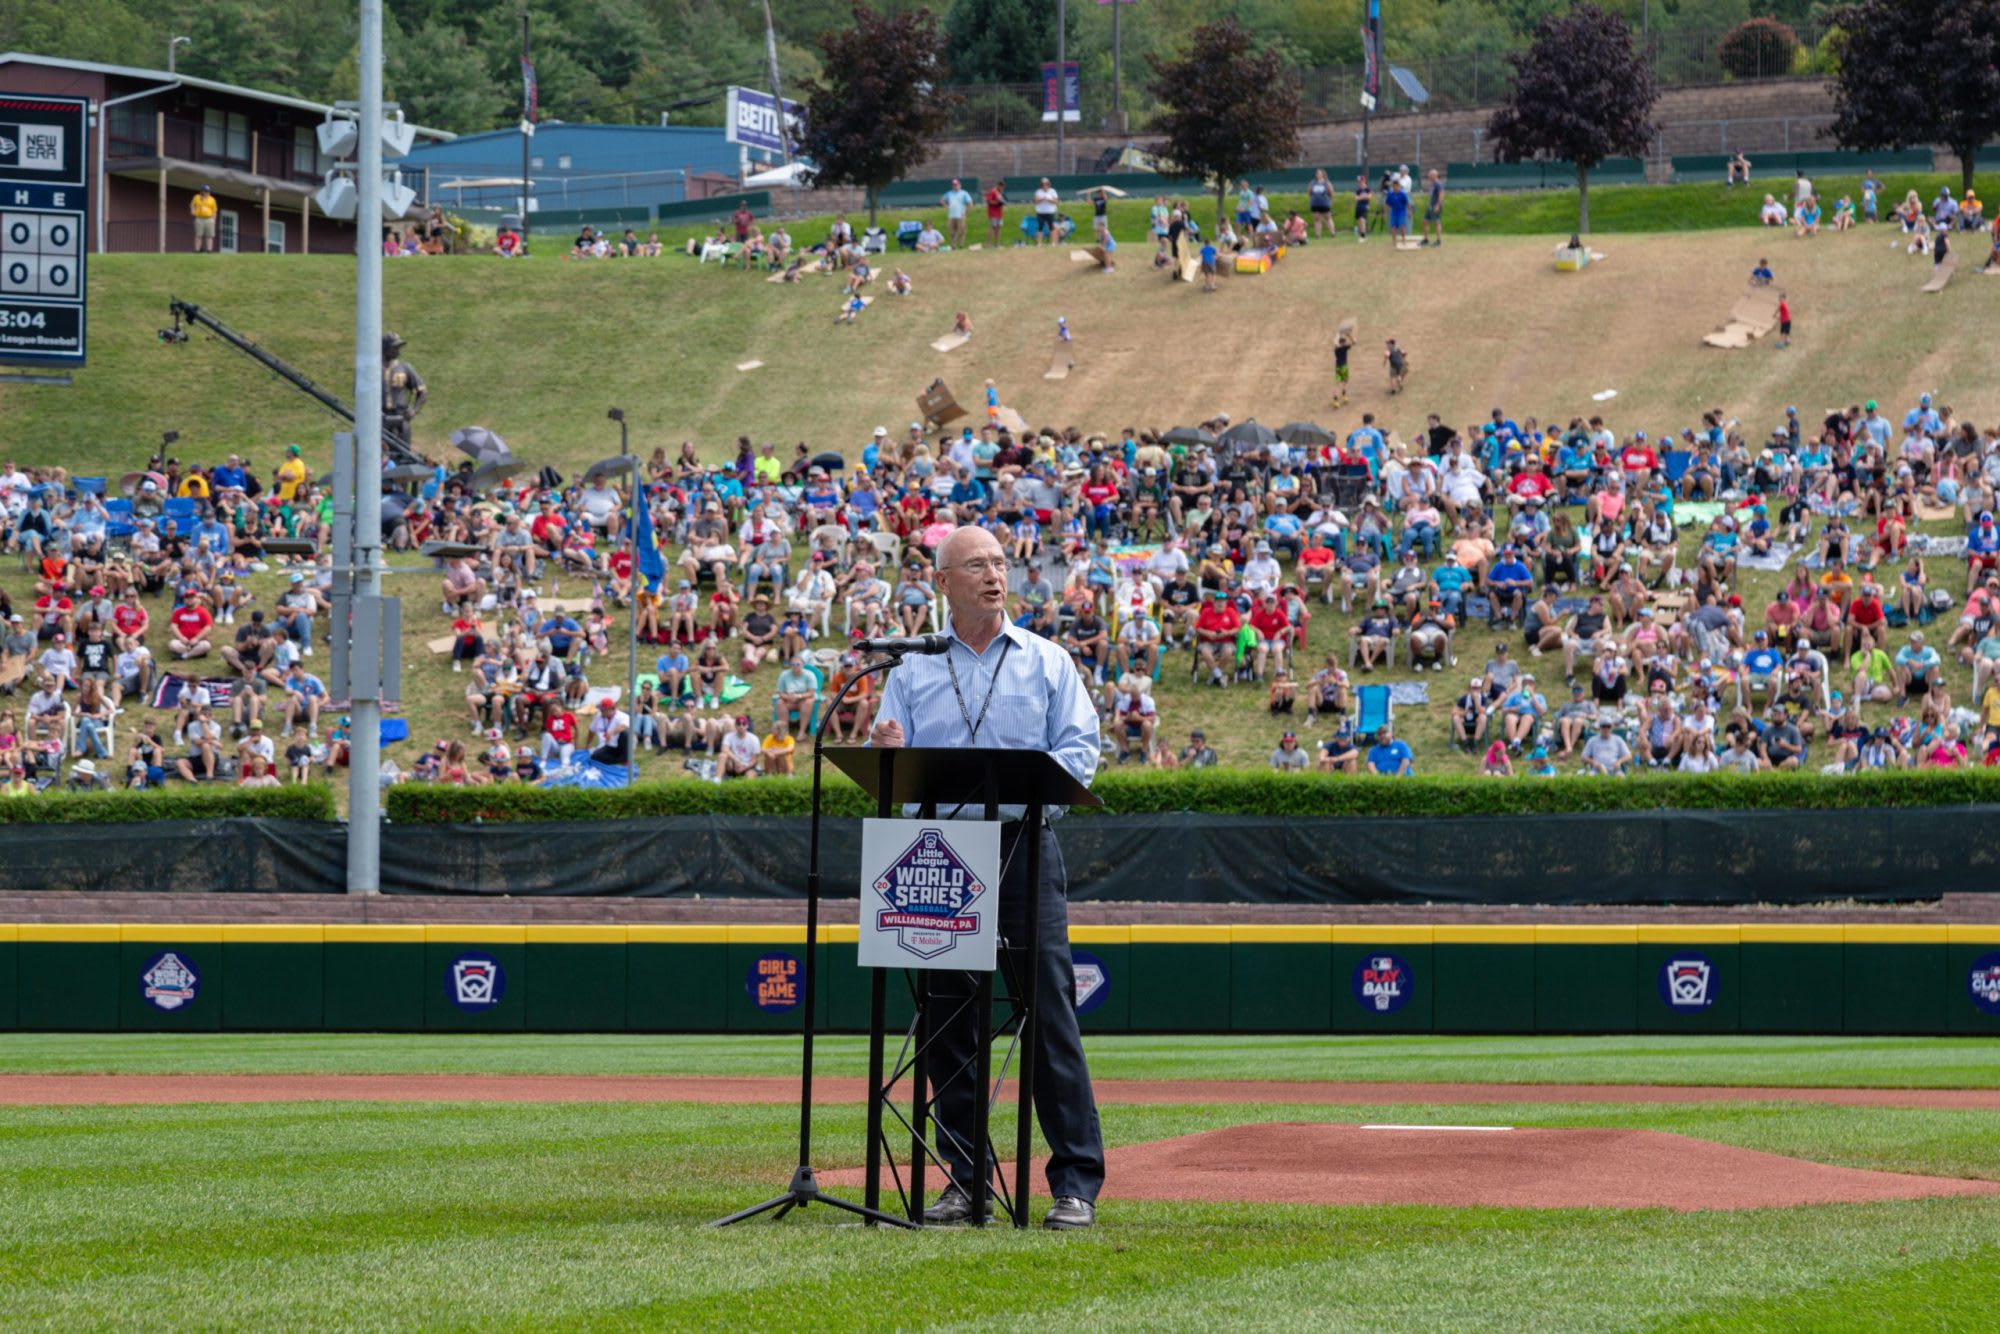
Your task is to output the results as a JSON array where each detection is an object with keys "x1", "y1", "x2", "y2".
[
  {"x1": 5, "y1": 1072, "x2": 2000, "y2": 1110},
  {"x1": 2, "y1": 1100, "x2": 1998, "y2": 1328},
  {"x1": 4, "y1": 1033, "x2": 1999, "y2": 1088}
]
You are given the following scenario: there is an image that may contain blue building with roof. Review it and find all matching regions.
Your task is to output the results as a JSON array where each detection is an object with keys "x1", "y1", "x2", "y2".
[{"x1": 402, "y1": 123, "x2": 779, "y2": 213}]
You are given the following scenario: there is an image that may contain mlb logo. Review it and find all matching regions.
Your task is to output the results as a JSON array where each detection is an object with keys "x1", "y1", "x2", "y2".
[{"x1": 1352, "y1": 952, "x2": 1411, "y2": 1015}]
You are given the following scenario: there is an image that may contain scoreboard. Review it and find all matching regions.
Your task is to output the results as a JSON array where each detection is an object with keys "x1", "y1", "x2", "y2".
[{"x1": 0, "y1": 93, "x2": 86, "y2": 368}]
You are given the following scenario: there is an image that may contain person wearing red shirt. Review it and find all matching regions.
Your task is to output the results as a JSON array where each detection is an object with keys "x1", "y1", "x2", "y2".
[
  {"x1": 1619, "y1": 439, "x2": 1658, "y2": 482},
  {"x1": 32, "y1": 590, "x2": 73, "y2": 645},
  {"x1": 111, "y1": 592, "x2": 148, "y2": 650},
  {"x1": 1507, "y1": 463, "x2": 1555, "y2": 502},
  {"x1": 168, "y1": 595, "x2": 215, "y2": 660},
  {"x1": 529, "y1": 499, "x2": 568, "y2": 552},
  {"x1": 1248, "y1": 592, "x2": 1293, "y2": 680},
  {"x1": 707, "y1": 583, "x2": 738, "y2": 639},
  {"x1": 540, "y1": 706, "x2": 578, "y2": 767},
  {"x1": 983, "y1": 182, "x2": 1007, "y2": 246},
  {"x1": 1194, "y1": 590, "x2": 1243, "y2": 685}
]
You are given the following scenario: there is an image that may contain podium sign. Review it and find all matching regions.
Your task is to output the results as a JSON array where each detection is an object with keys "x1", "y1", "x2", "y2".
[{"x1": 857, "y1": 818, "x2": 999, "y2": 971}]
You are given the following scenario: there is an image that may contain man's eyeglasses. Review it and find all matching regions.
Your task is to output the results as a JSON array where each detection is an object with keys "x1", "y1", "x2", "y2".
[{"x1": 946, "y1": 558, "x2": 1010, "y2": 575}]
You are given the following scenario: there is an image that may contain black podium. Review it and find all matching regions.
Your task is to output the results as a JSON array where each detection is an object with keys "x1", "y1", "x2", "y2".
[{"x1": 825, "y1": 745, "x2": 1100, "y2": 1228}]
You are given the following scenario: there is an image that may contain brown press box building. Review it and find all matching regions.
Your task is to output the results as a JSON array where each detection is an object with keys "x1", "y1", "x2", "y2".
[{"x1": 0, "y1": 52, "x2": 453, "y2": 255}]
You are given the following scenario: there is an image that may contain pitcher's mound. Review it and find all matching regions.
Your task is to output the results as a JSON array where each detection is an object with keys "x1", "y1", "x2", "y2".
[
  {"x1": 1090, "y1": 1123, "x2": 2000, "y2": 1211},
  {"x1": 829, "y1": 1124, "x2": 2000, "y2": 1212}
]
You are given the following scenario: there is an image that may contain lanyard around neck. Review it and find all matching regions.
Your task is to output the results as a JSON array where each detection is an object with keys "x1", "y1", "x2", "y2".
[{"x1": 944, "y1": 634, "x2": 1013, "y2": 745}]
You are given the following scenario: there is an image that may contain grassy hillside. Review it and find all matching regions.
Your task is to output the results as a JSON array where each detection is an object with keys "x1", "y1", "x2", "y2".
[{"x1": 13, "y1": 205, "x2": 1997, "y2": 480}]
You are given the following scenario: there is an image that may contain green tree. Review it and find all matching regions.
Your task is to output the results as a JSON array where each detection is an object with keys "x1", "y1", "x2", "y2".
[
  {"x1": 944, "y1": 0, "x2": 1072, "y2": 85},
  {"x1": 795, "y1": 4, "x2": 958, "y2": 223},
  {"x1": 1829, "y1": 0, "x2": 2000, "y2": 195},
  {"x1": 1145, "y1": 18, "x2": 1302, "y2": 229},
  {"x1": 0, "y1": 0, "x2": 160, "y2": 68},
  {"x1": 1487, "y1": 3, "x2": 1657, "y2": 233},
  {"x1": 388, "y1": 21, "x2": 507, "y2": 132}
]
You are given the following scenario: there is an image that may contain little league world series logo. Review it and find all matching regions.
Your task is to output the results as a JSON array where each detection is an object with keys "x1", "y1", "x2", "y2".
[
  {"x1": 871, "y1": 827, "x2": 988, "y2": 960},
  {"x1": 447, "y1": 954, "x2": 506, "y2": 1011},
  {"x1": 141, "y1": 951, "x2": 199, "y2": 1011},
  {"x1": 1659, "y1": 955, "x2": 1716, "y2": 1010}
]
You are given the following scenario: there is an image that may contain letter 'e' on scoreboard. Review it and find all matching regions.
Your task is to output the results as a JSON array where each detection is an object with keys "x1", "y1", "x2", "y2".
[{"x1": 0, "y1": 93, "x2": 87, "y2": 368}]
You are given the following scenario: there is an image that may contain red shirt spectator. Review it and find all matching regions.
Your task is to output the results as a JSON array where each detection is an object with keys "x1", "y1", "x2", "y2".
[
  {"x1": 530, "y1": 510, "x2": 567, "y2": 546},
  {"x1": 169, "y1": 603, "x2": 213, "y2": 642},
  {"x1": 546, "y1": 710, "x2": 576, "y2": 747},
  {"x1": 1195, "y1": 600, "x2": 1241, "y2": 641},
  {"x1": 985, "y1": 185, "x2": 1005, "y2": 220},
  {"x1": 112, "y1": 601, "x2": 148, "y2": 638},
  {"x1": 1620, "y1": 443, "x2": 1657, "y2": 475},
  {"x1": 1508, "y1": 470, "x2": 1555, "y2": 501},
  {"x1": 1249, "y1": 602, "x2": 1290, "y2": 642}
]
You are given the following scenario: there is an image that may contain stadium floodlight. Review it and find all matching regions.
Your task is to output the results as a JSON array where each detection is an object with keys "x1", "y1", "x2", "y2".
[
  {"x1": 317, "y1": 114, "x2": 359, "y2": 162},
  {"x1": 380, "y1": 176, "x2": 417, "y2": 218},
  {"x1": 381, "y1": 110, "x2": 416, "y2": 159},
  {"x1": 314, "y1": 170, "x2": 358, "y2": 221}
]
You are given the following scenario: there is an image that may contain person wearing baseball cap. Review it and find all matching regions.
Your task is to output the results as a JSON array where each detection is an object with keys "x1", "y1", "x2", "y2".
[
  {"x1": 588, "y1": 694, "x2": 631, "y2": 766},
  {"x1": 1269, "y1": 729, "x2": 1308, "y2": 771}
]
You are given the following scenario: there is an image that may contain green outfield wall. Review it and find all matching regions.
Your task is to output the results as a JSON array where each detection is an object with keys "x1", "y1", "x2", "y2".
[{"x1": 5, "y1": 923, "x2": 1999, "y2": 1036}]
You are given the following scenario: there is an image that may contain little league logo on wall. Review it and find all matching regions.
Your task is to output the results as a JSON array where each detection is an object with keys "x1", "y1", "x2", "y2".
[
  {"x1": 447, "y1": 953, "x2": 506, "y2": 1011},
  {"x1": 1659, "y1": 955, "x2": 1716, "y2": 1010},
  {"x1": 857, "y1": 819, "x2": 1000, "y2": 971},
  {"x1": 140, "y1": 951, "x2": 199, "y2": 1011},
  {"x1": 1352, "y1": 954, "x2": 1411, "y2": 1014},
  {"x1": 1969, "y1": 952, "x2": 2000, "y2": 1016},
  {"x1": 748, "y1": 952, "x2": 802, "y2": 1012},
  {"x1": 1071, "y1": 950, "x2": 1109, "y2": 1015}
]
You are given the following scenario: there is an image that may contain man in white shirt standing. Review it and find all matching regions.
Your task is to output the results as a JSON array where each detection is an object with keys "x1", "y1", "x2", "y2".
[
  {"x1": 940, "y1": 178, "x2": 973, "y2": 249},
  {"x1": 1032, "y1": 178, "x2": 1060, "y2": 246}
]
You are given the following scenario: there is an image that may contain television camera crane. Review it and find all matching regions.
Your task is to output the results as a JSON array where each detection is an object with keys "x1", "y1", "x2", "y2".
[{"x1": 160, "y1": 297, "x2": 424, "y2": 467}]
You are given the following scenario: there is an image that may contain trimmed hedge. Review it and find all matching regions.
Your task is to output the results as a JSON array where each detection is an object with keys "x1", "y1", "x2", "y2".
[
  {"x1": 0, "y1": 783, "x2": 336, "y2": 824},
  {"x1": 383, "y1": 770, "x2": 2000, "y2": 823}
]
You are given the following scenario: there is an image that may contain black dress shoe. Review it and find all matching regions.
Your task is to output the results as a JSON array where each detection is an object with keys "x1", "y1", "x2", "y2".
[
  {"x1": 1043, "y1": 1196, "x2": 1096, "y2": 1230},
  {"x1": 922, "y1": 1184, "x2": 992, "y2": 1225}
]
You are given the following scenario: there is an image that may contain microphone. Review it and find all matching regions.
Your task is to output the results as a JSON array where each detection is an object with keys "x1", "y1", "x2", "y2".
[{"x1": 855, "y1": 633, "x2": 951, "y2": 656}]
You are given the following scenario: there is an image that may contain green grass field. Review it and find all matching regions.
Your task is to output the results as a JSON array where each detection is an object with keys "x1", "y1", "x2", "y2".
[{"x1": 3, "y1": 1034, "x2": 1999, "y2": 1328}]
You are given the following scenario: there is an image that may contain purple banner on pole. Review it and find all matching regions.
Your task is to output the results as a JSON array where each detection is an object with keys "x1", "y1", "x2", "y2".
[{"x1": 1041, "y1": 61, "x2": 1081, "y2": 123}]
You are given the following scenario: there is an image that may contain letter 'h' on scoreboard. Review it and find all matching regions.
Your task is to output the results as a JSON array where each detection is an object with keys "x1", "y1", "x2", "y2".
[{"x1": 0, "y1": 93, "x2": 87, "y2": 368}]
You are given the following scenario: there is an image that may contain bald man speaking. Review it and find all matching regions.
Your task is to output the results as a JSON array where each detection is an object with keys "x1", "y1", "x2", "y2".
[{"x1": 871, "y1": 524, "x2": 1105, "y2": 1229}]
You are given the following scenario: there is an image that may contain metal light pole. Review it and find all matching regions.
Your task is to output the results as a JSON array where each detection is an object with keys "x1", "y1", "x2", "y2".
[
  {"x1": 347, "y1": 0, "x2": 386, "y2": 894},
  {"x1": 1110, "y1": 0, "x2": 1122, "y2": 135},
  {"x1": 1055, "y1": 0, "x2": 1067, "y2": 172},
  {"x1": 168, "y1": 36, "x2": 190, "y2": 74},
  {"x1": 607, "y1": 409, "x2": 638, "y2": 785},
  {"x1": 519, "y1": 11, "x2": 533, "y2": 255}
]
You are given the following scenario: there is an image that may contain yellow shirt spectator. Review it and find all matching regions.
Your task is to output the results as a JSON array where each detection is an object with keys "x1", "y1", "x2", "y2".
[
  {"x1": 177, "y1": 473, "x2": 210, "y2": 499},
  {"x1": 276, "y1": 447, "x2": 308, "y2": 502},
  {"x1": 190, "y1": 191, "x2": 218, "y2": 219}
]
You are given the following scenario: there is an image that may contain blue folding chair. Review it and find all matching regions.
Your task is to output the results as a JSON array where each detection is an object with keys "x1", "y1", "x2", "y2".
[
  {"x1": 1354, "y1": 683, "x2": 1393, "y2": 742},
  {"x1": 1662, "y1": 450, "x2": 1693, "y2": 489},
  {"x1": 163, "y1": 497, "x2": 197, "y2": 525},
  {"x1": 73, "y1": 476, "x2": 107, "y2": 498}
]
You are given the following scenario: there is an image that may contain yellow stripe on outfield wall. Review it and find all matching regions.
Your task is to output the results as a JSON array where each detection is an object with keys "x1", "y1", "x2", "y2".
[
  {"x1": 1844, "y1": 925, "x2": 1948, "y2": 945},
  {"x1": 1126, "y1": 925, "x2": 1230, "y2": 944},
  {"x1": 118, "y1": 925, "x2": 224, "y2": 943},
  {"x1": 16, "y1": 924, "x2": 119, "y2": 943},
  {"x1": 221, "y1": 924, "x2": 325, "y2": 944},
  {"x1": 1329, "y1": 926, "x2": 1433, "y2": 945},
  {"x1": 1433, "y1": 926, "x2": 1536, "y2": 945},
  {"x1": 323, "y1": 924, "x2": 426, "y2": 944},
  {"x1": 1948, "y1": 925, "x2": 2000, "y2": 945},
  {"x1": 1634, "y1": 925, "x2": 1740, "y2": 945},
  {"x1": 727, "y1": 925, "x2": 808, "y2": 945},
  {"x1": 522, "y1": 926, "x2": 628, "y2": 944},
  {"x1": 1739, "y1": 924, "x2": 1844, "y2": 943},
  {"x1": 820, "y1": 924, "x2": 859, "y2": 944},
  {"x1": 423, "y1": 925, "x2": 525, "y2": 945},
  {"x1": 1069, "y1": 926, "x2": 1131, "y2": 945},
  {"x1": 1534, "y1": 925, "x2": 1639, "y2": 945},
  {"x1": 1230, "y1": 925, "x2": 1334, "y2": 944},
  {"x1": 627, "y1": 925, "x2": 730, "y2": 944}
]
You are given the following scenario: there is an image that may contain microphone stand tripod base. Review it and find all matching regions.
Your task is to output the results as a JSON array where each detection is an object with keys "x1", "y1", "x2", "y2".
[{"x1": 708, "y1": 1165, "x2": 919, "y2": 1229}]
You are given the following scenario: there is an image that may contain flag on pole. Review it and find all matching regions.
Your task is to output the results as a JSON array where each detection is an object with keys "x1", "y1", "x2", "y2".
[{"x1": 634, "y1": 486, "x2": 665, "y2": 592}]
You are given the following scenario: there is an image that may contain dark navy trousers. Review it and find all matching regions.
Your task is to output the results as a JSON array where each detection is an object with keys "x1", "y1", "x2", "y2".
[{"x1": 925, "y1": 824, "x2": 1106, "y2": 1203}]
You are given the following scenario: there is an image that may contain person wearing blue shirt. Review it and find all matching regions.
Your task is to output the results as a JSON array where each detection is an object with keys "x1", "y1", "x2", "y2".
[
  {"x1": 948, "y1": 470, "x2": 987, "y2": 510},
  {"x1": 211, "y1": 460, "x2": 248, "y2": 492},
  {"x1": 654, "y1": 646, "x2": 690, "y2": 700},
  {"x1": 1346, "y1": 417, "x2": 1386, "y2": 472},
  {"x1": 1432, "y1": 553, "x2": 1473, "y2": 618},
  {"x1": 861, "y1": 438, "x2": 881, "y2": 472},
  {"x1": 1904, "y1": 394, "x2": 1942, "y2": 435},
  {"x1": 193, "y1": 514, "x2": 231, "y2": 556},
  {"x1": 543, "y1": 614, "x2": 582, "y2": 658},
  {"x1": 1263, "y1": 509, "x2": 1304, "y2": 560},
  {"x1": 1366, "y1": 723, "x2": 1414, "y2": 774},
  {"x1": 1485, "y1": 548, "x2": 1534, "y2": 625}
]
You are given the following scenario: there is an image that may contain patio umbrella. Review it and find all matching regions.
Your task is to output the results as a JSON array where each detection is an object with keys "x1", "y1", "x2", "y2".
[
  {"x1": 469, "y1": 458, "x2": 529, "y2": 491},
  {"x1": 450, "y1": 425, "x2": 513, "y2": 464},
  {"x1": 1277, "y1": 421, "x2": 1335, "y2": 446},
  {"x1": 382, "y1": 462, "x2": 433, "y2": 484},
  {"x1": 1219, "y1": 419, "x2": 1280, "y2": 452},
  {"x1": 1160, "y1": 425, "x2": 1216, "y2": 447},
  {"x1": 119, "y1": 470, "x2": 169, "y2": 496}
]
